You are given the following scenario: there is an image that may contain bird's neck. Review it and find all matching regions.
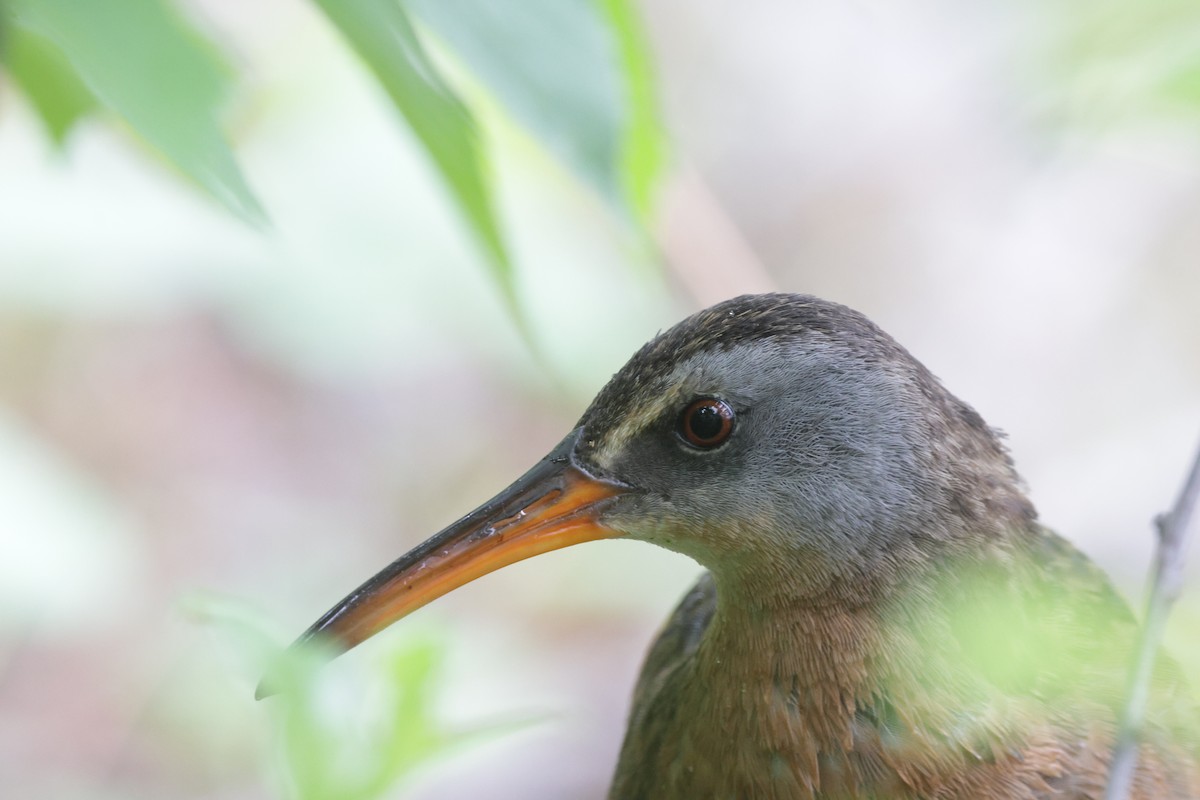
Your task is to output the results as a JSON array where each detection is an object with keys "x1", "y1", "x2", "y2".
[
  {"x1": 701, "y1": 584, "x2": 885, "y2": 738},
  {"x1": 700, "y1": 576, "x2": 895, "y2": 714},
  {"x1": 686, "y1": 561, "x2": 993, "y2": 796},
  {"x1": 699, "y1": 538, "x2": 1011, "y2": 718}
]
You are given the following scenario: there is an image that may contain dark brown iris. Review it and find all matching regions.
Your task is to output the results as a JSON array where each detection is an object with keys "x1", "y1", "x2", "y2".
[{"x1": 678, "y1": 398, "x2": 735, "y2": 449}]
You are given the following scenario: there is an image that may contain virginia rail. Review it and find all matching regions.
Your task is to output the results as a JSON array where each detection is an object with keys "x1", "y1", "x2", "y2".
[{"x1": 266, "y1": 294, "x2": 1199, "y2": 798}]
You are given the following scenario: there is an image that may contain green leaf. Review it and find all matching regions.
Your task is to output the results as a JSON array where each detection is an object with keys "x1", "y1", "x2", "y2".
[
  {"x1": 598, "y1": 0, "x2": 668, "y2": 223},
  {"x1": 1046, "y1": 0, "x2": 1200, "y2": 124},
  {"x1": 312, "y1": 0, "x2": 517, "y2": 316},
  {"x1": 405, "y1": 0, "x2": 623, "y2": 209},
  {"x1": 405, "y1": 0, "x2": 666, "y2": 224},
  {"x1": 2, "y1": 23, "x2": 97, "y2": 143},
  {"x1": 7, "y1": 0, "x2": 265, "y2": 224},
  {"x1": 1160, "y1": 60, "x2": 1200, "y2": 109},
  {"x1": 360, "y1": 637, "x2": 447, "y2": 795}
]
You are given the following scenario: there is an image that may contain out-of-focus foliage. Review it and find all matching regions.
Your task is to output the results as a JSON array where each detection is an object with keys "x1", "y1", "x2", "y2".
[
  {"x1": 878, "y1": 554, "x2": 1200, "y2": 765},
  {"x1": 2, "y1": 0, "x2": 1199, "y2": 797},
  {"x1": 0, "y1": 0, "x2": 666, "y2": 315},
  {"x1": 4, "y1": 0, "x2": 265, "y2": 224},
  {"x1": 597, "y1": 0, "x2": 665, "y2": 222},
  {"x1": 272, "y1": 636, "x2": 489, "y2": 800},
  {"x1": 190, "y1": 595, "x2": 531, "y2": 800},
  {"x1": 312, "y1": 0, "x2": 516, "y2": 316},
  {"x1": 1046, "y1": 0, "x2": 1200, "y2": 124},
  {"x1": 406, "y1": 0, "x2": 665, "y2": 224},
  {"x1": 1, "y1": 25, "x2": 96, "y2": 144}
]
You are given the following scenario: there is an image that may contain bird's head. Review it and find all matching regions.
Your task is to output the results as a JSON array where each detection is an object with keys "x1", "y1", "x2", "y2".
[
  {"x1": 573, "y1": 293, "x2": 1031, "y2": 604},
  {"x1": 261, "y1": 294, "x2": 1033, "y2": 692}
]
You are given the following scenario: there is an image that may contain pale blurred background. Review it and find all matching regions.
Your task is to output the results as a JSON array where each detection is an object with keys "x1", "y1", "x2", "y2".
[{"x1": 1, "y1": 0, "x2": 1198, "y2": 798}]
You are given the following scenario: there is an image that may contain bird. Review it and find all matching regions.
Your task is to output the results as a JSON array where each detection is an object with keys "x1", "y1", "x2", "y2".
[{"x1": 265, "y1": 293, "x2": 1200, "y2": 799}]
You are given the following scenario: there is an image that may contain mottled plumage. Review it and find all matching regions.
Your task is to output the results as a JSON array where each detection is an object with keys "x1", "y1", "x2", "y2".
[
  {"x1": 276, "y1": 293, "x2": 1200, "y2": 799},
  {"x1": 610, "y1": 534, "x2": 1199, "y2": 799},
  {"x1": 587, "y1": 295, "x2": 1199, "y2": 799}
]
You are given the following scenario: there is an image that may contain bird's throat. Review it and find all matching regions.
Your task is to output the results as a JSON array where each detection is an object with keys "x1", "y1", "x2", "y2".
[
  {"x1": 624, "y1": 584, "x2": 898, "y2": 798},
  {"x1": 616, "y1": 568, "x2": 1029, "y2": 799}
]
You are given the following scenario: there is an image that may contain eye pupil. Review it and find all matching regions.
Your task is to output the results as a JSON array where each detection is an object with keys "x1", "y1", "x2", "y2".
[
  {"x1": 679, "y1": 398, "x2": 735, "y2": 449},
  {"x1": 690, "y1": 406, "x2": 724, "y2": 440}
]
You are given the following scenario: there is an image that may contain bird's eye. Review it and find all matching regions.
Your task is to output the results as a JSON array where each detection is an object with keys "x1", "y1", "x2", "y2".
[{"x1": 678, "y1": 398, "x2": 735, "y2": 449}]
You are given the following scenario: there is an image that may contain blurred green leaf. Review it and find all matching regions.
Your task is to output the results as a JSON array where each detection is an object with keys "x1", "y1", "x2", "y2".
[
  {"x1": 356, "y1": 635, "x2": 542, "y2": 798},
  {"x1": 312, "y1": 0, "x2": 517, "y2": 317},
  {"x1": 356, "y1": 638, "x2": 447, "y2": 798},
  {"x1": 1161, "y1": 61, "x2": 1200, "y2": 110},
  {"x1": 1048, "y1": 0, "x2": 1200, "y2": 124},
  {"x1": 1, "y1": 23, "x2": 97, "y2": 143},
  {"x1": 6, "y1": 0, "x2": 264, "y2": 224},
  {"x1": 188, "y1": 592, "x2": 534, "y2": 800},
  {"x1": 405, "y1": 0, "x2": 621, "y2": 209},
  {"x1": 598, "y1": 0, "x2": 667, "y2": 223},
  {"x1": 405, "y1": 0, "x2": 666, "y2": 224},
  {"x1": 188, "y1": 593, "x2": 442, "y2": 800},
  {"x1": 269, "y1": 631, "x2": 535, "y2": 800}
]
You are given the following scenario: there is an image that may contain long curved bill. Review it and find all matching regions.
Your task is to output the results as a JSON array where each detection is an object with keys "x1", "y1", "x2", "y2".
[{"x1": 258, "y1": 431, "x2": 627, "y2": 698}]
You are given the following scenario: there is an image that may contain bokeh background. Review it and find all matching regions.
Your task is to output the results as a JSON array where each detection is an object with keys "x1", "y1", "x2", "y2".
[{"x1": 2, "y1": 0, "x2": 1199, "y2": 798}]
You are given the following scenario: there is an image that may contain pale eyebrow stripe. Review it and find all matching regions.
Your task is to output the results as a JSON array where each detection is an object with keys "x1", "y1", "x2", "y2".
[{"x1": 592, "y1": 391, "x2": 680, "y2": 469}]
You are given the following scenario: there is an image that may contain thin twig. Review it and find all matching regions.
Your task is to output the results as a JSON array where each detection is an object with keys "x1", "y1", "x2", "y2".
[{"x1": 1104, "y1": 437, "x2": 1200, "y2": 800}]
